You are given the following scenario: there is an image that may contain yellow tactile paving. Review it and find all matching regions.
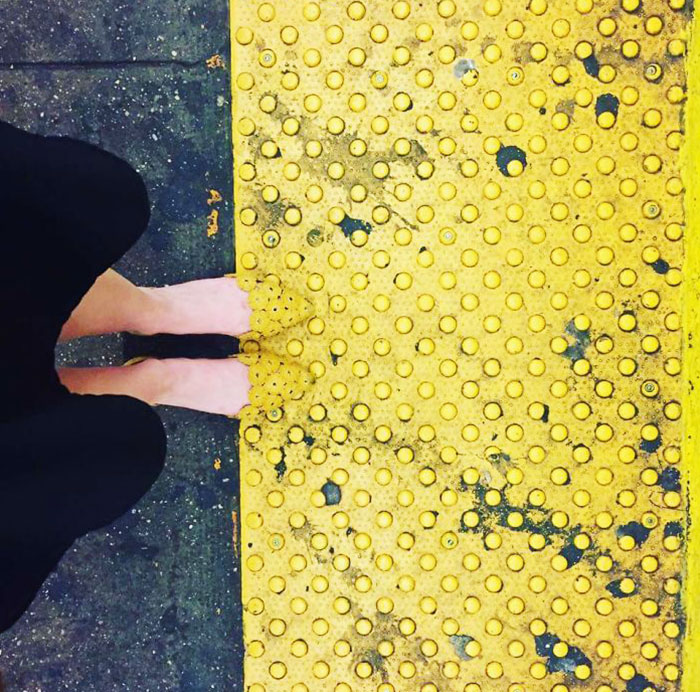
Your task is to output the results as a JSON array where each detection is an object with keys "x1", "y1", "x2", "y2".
[{"x1": 230, "y1": 1, "x2": 694, "y2": 690}]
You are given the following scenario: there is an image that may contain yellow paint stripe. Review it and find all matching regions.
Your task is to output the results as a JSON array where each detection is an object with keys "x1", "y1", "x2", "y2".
[{"x1": 682, "y1": 11, "x2": 700, "y2": 692}]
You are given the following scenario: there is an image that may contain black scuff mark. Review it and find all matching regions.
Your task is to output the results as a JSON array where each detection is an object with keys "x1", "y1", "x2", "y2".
[
  {"x1": 641, "y1": 434, "x2": 662, "y2": 454},
  {"x1": 360, "y1": 649, "x2": 387, "y2": 679},
  {"x1": 652, "y1": 258, "x2": 670, "y2": 274},
  {"x1": 541, "y1": 404, "x2": 550, "y2": 423},
  {"x1": 459, "y1": 483, "x2": 551, "y2": 541},
  {"x1": 339, "y1": 214, "x2": 373, "y2": 238},
  {"x1": 487, "y1": 451, "x2": 512, "y2": 466},
  {"x1": 581, "y1": 53, "x2": 600, "y2": 78},
  {"x1": 670, "y1": 587, "x2": 687, "y2": 637},
  {"x1": 330, "y1": 352, "x2": 340, "y2": 365},
  {"x1": 658, "y1": 466, "x2": 681, "y2": 491},
  {"x1": 449, "y1": 634, "x2": 474, "y2": 660},
  {"x1": 274, "y1": 449, "x2": 287, "y2": 480},
  {"x1": 457, "y1": 483, "x2": 590, "y2": 556},
  {"x1": 321, "y1": 480, "x2": 342, "y2": 505},
  {"x1": 664, "y1": 521, "x2": 683, "y2": 539},
  {"x1": 274, "y1": 459, "x2": 287, "y2": 481},
  {"x1": 303, "y1": 434, "x2": 316, "y2": 446},
  {"x1": 616, "y1": 521, "x2": 651, "y2": 547},
  {"x1": 562, "y1": 319, "x2": 591, "y2": 362},
  {"x1": 626, "y1": 674, "x2": 660, "y2": 692},
  {"x1": 495, "y1": 145, "x2": 527, "y2": 176},
  {"x1": 595, "y1": 93, "x2": 619, "y2": 118},
  {"x1": 606, "y1": 578, "x2": 637, "y2": 598},
  {"x1": 558, "y1": 539, "x2": 584, "y2": 568},
  {"x1": 534, "y1": 632, "x2": 592, "y2": 674}
]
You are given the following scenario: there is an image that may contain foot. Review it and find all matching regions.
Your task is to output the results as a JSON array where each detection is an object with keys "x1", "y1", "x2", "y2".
[
  {"x1": 155, "y1": 358, "x2": 252, "y2": 415},
  {"x1": 139, "y1": 276, "x2": 313, "y2": 338},
  {"x1": 139, "y1": 277, "x2": 252, "y2": 337},
  {"x1": 154, "y1": 352, "x2": 313, "y2": 416}
]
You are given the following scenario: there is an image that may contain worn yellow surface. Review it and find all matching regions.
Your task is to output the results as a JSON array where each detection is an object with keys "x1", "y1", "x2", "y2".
[{"x1": 230, "y1": 1, "x2": 694, "y2": 690}]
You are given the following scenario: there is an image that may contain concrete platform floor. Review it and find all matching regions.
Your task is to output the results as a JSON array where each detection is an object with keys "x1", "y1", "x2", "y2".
[{"x1": 0, "y1": 2, "x2": 242, "y2": 690}]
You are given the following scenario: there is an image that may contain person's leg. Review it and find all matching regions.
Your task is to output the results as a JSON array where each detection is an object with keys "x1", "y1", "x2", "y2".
[
  {"x1": 57, "y1": 357, "x2": 251, "y2": 416},
  {"x1": 56, "y1": 358, "x2": 170, "y2": 405},
  {"x1": 0, "y1": 393, "x2": 167, "y2": 633},
  {"x1": 58, "y1": 269, "x2": 253, "y2": 342},
  {"x1": 58, "y1": 269, "x2": 157, "y2": 341},
  {"x1": 0, "y1": 393, "x2": 167, "y2": 541},
  {"x1": 0, "y1": 538, "x2": 74, "y2": 634}
]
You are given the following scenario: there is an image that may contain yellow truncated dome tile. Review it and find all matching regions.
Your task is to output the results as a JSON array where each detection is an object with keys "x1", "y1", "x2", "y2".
[{"x1": 230, "y1": 1, "x2": 699, "y2": 690}]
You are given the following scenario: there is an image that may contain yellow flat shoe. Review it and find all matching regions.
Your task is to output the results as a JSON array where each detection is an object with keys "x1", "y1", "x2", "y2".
[
  {"x1": 226, "y1": 273, "x2": 313, "y2": 338},
  {"x1": 234, "y1": 349, "x2": 314, "y2": 415},
  {"x1": 123, "y1": 356, "x2": 148, "y2": 367}
]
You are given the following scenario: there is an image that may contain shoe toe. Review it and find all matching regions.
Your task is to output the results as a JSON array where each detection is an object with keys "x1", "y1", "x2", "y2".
[
  {"x1": 247, "y1": 278, "x2": 314, "y2": 338},
  {"x1": 240, "y1": 350, "x2": 314, "y2": 413}
]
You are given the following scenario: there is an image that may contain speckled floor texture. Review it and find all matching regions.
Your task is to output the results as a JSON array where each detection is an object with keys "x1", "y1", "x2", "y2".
[{"x1": 0, "y1": 2, "x2": 242, "y2": 690}]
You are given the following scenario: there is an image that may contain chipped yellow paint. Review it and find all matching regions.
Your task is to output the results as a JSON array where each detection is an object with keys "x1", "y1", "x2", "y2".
[
  {"x1": 208, "y1": 189, "x2": 223, "y2": 205},
  {"x1": 231, "y1": 1, "x2": 693, "y2": 690},
  {"x1": 207, "y1": 208, "x2": 220, "y2": 237},
  {"x1": 207, "y1": 54, "x2": 226, "y2": 70},
  {"x1": 232, "y1": 510, "x2": 240, "y2": 559}
]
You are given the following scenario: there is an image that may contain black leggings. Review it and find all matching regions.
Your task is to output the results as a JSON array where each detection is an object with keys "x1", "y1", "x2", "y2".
[{"x1": 0, "y1": 120, "x2": 167, "y2": 633}]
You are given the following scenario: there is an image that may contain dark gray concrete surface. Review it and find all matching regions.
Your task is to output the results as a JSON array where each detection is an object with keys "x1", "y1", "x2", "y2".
[
  {"x1": 0, "y1": 2, "x2": 242, "y2": 690},
  {"x1": 0, "y1": 1, "x2": 227, "y2": 63}
]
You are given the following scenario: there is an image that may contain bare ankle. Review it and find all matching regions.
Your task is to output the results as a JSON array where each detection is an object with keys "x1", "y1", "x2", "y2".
[
  {"x1": 130, "y1": 287, "x2": 169, "y2": 336},
  {"x1": 133, "y1": 358, "x2": 172, "y2": 405}
]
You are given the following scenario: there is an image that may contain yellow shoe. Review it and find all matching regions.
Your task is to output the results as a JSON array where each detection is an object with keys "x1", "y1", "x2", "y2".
[
  {"x1": 235, "y1": 349, "x2": 314, "y2": 414},
  {"x1": 122, "y1": 356, "x2": 148, "y2": 367},
  {"x1": 231, "y1": 274, "x2": 313, "y2": 339}
]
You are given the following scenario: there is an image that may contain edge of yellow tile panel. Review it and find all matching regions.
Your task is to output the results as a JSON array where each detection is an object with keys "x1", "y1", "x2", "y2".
[
  {"x1": 228, "y1": 0, "x2": 248, "y2": 617},
  {"x1": 684, "y1": 10, "x2": 700, "y2": 691},
  {"x1": 229, "y1": 0, "x2": 240, "y2": 270}
]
